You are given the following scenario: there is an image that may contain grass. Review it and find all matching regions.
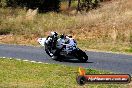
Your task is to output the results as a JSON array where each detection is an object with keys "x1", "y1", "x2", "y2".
[
  {"x1": 0, "y1": 58, "x2": 130, "y2": 88},
  {"x1": 125, "y1": 47, "x2": 132, "y2": 53},
  {"x1": 78, "y1": 40, "x2": 132, "y2": 53},
  {"x1": 0, "y1": 0, "x2": 132, "y2": 53}
]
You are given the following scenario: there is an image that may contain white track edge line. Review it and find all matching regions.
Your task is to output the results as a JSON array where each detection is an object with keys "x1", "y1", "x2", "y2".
[{"x1": 0, "y1": 57, "x2": 50, "y2": 64}]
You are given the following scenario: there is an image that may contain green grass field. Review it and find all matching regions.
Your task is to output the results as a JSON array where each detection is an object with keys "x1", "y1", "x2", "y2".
[{"x1": 0, "y1": 58, "x2": 129, "y2": 88}]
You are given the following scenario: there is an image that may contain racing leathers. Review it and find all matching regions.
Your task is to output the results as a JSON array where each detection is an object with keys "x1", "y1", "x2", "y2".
[
  {"x1": 53, "y1": 37, "x2": 66, "y2": 57},
  {"x1": 45, "y1": 35, "x2": 58, "y2": 57}
]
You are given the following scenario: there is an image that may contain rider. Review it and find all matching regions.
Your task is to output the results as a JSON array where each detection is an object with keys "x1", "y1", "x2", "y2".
[
  {"x1": 55, "y1": 34, "x2": 77, "y2": 56},
  {"x1": 53, "y1": 34, "x2": 67, "y2": 58},
  {"x1": 56, "y1": 34, "x2": 66, "y2": 49},
  {"x1": 45, "y1": 32, "x2": 58, "y2": 57}
]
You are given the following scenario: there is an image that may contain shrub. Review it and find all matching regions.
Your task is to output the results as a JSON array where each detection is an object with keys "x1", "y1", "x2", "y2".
[{"x1": 0, "y1": 28, "x2": 12, "y2": 35}]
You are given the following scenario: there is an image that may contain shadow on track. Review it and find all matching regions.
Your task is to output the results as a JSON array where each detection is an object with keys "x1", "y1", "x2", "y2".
[
  {"x1": 62, "y1": 59, "x2": 93, "y2": 63},
  {"x1": 54, "y1": 56, "x2": 93, "y2": 63}
]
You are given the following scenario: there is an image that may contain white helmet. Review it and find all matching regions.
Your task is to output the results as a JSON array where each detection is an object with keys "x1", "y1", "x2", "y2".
[{"x1": 51, "y1": 32, "x2": 58, "y2": 37}]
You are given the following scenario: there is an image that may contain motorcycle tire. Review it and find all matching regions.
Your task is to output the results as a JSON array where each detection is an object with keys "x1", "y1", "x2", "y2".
[{"x1": 75, "y1": 49, "x2": 88, "y2": 62}]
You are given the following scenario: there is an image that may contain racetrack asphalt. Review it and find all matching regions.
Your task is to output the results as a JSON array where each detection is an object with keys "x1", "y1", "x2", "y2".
[{"x1": 0, "y1": 44, "x2": 132, "y2": 75}]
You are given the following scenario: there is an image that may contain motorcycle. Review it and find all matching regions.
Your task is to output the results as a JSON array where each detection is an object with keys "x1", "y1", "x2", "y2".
[{"x1": 37, "y1": 37, "x2": 88, "y2": 62}]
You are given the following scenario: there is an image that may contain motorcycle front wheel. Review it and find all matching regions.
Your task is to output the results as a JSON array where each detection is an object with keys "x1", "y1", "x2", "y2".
[{"x1": 74, "y1": 49, "x2": 88, "y2": 62}]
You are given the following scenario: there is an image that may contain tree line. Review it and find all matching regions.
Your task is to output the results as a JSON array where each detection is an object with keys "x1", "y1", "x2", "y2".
[
  {"x1": 0, "y1": 0, "x2": 107, "y2": 12},
  {"x1": 0, "y1": 0, "x2": 61, "y2": 12}
]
